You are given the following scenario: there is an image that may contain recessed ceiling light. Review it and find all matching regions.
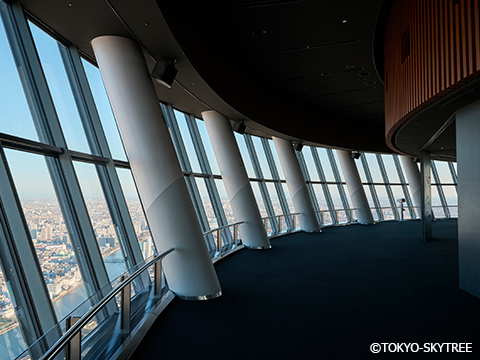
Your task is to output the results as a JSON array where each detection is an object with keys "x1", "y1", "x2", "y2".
[{"x1": 342, "y1": 20, "x2": 347, "y2": 23}]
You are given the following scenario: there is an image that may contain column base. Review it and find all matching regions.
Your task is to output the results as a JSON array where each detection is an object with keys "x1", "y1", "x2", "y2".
[
  {"x1": 304, "y1": 230, "x2": 322, "y2": 233},
  {"x1": 245, "y1": 245, "x2": 272, "y2": 250},
  {"x1": 177, "y1": 290, "x2": 223, "y2": 301}
]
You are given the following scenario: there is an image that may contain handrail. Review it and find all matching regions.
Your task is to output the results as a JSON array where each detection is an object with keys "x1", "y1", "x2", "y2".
[
  {"x1": 262, "y1": 213, "x2": 300, "y2": 234},
  {"x1": 204, "y1": 221, "x2": 244, "y2": 255},
  {"x1": 39, "y1": 247, "x2": 175, "y2": 360},
  {"x1": 203, "y1": 221, "x2": 244, "y2": 236}
]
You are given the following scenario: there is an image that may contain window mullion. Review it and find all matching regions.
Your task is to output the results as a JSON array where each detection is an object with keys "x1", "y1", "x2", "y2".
[
  {"x1": 329, "y1": 149, "x2": 351, "y2": 222},
  {"x1": 310, "y1": 147, "x2": 337, "y2": 224},
  {"x1": 393, "y1": 155, "x2": 416, "y2": 219},
  {"x1": 431, "y1": 161, "x2": 450, "y2": 218},
  {"x1": 376, "y1": 154, "x2": 399, "y2": 220},
  {"x1": 360, "y1": 154, "x2": 383, "y2": 221}
]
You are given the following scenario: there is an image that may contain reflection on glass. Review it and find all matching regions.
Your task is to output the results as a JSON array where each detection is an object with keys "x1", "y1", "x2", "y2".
[
  {"x1": 304, "y1": 147, "x2": 319, "y2": 181},
  {"x1": 73, "y1": 162, "x2": 126, "y2": 280},
  {"x1": 252, "y1": 136, "x2": 272, "y2": 179},
  {"x1": 250, "y1": 182, "x2": 268, "y2": 218},
  {"x1": 0, "y1": 261, "x2": 27, "y2": 360},
  {"x1": 234, "y1": 133, "x2": 255, "y2": 178},
  {"x1": 29, "y1": 22, "x2": 91, "y2": 154},
  {"x1": 116, "y1": 168, "x2": 156, "y2": 259},
  {"x1": 0, "y1": 15, "x2": 38, "y2": 141},
  {"x1": 195, "y1": 178, "x2": 218, "y2": 229},
  {"x1": 173, "y1": 110, "x2": 201, "y2": 173},
  {"x1": 195, "y1": 118, "x2": 220, "y2": 175},
  {"x1": 5, "y1": 150, "x2": 88, "y2": 321},
  {"x1": 81, "y1": 59, "x2": 127, "y2": 161},
  {"x1": 266, "y1": 183, "x2": 282, "y2": 215},
  {"x1": 214, "y1": 179, "x2": 233, "y2": 223}
]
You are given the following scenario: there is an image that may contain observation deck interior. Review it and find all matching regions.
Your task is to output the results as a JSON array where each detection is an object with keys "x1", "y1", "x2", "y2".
[{"x1": 131, "y1": 219, "x2": 478, "y2": 359}]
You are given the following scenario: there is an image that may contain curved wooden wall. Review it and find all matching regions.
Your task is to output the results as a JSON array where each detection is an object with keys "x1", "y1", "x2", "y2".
[{"x1": 384, "y1": 0, "x2": 480, "y2": 148}]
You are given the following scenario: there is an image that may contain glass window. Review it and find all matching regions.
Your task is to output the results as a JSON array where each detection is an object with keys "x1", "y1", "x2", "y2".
[
  {"x1": 29, "y1": 22, "x2": 91, "y2": 154},
  {"x1": 81, "y1": 59, "x2": 127, "y2": 161},
  {"x1": 312, "y1": 184, "x2": 328, "y2": 210},
  {"x1": 317, "y1": 148, "x2": 335, "y2": 181},
  {"x1": 365, "y1": 153, "x2": 383, "y2": 183},
  {"x1": 332, "y1": 151, "x2": 345, "y2": 182},
  {"x1": 195, "y1": 118, "x2": 220, "y2": 175},
  {"x1": 266, "y1": 182, "x2": 282, "y2": 215},
  {"x1": 252, "y1": 136, "x2": 272, "y2": 179},
  {"x1": 234, "y1": 133, "x2": 255, "y2": 178},
  {"x1": 328, "y1": 185, "x2": 343, "y2": 209},
  {"x1": 356, "y1": 156, "x2": 368, "y2": 183},
  {"x1": 268, "y1": 139, "x2": 284, "y2": 179},
  {"x1": 434, "y1": 161, "x2": 454, "y2": 184},
  {"x1": 303, "y1": 147, "x2": 319, "y2": 181},
  {"x1": 0, "y1": 15, "x2": 38, "y2": 141},
  {"x1": 116, "y1": 168, "x2": 157, "y2": 259},
  {"x1": 281, "y1": 183, "x2": 295, "y2": 213},
  {"x1": 173, "y1": 110, "x2": 201, "y2": 173},
  {"x1": 443, "y1": 186, "x2": 457, "y2": 206},
  {"x1": 195, "y1": 178, "x2": 218, "y2": 229},
  {"x1": 5, "y1": 150, "x2": 88, "y2": 320},
  {"x1": 375, "y1": 186, "x2": 394, "y2": 220},
  {"x1": 0, "y1": 260, "x2": 27, "y2": 359},
  {"x1": 250, "y1": 182, "x2": 267, "y2": 218},
  {"x1": 73, "y1": 162, "x2": 126, "y2": 281},
  {"x1": 214, "y1": 179, "x2": 233, "y2": 223},
  {"x1": 431, "y1": 187, "x2": 445, "y2": 218},
  {"x1": 391, "y1": 185, "x2": 407, "y2": 219},
  {"x1": 382, "y1": 155, "x2": 400, "y2": 183}
]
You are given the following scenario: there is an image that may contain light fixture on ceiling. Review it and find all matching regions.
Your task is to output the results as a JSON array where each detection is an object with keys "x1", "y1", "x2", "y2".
[
  {"x1": 351, "y1": 151, "x2": 361, "y2": 159},
  {"x1": 293, "y1": 142, "x2": 303, "y2": 151},
  {"x1": 233, "y1": 121, "x2": 247, "y2": 134},
  {"x1": 342, "y1": 19, "x2": 347, "y2": 23},
  {"x1": 151, "y1": 58, "x2": 178, "y2": 88}
]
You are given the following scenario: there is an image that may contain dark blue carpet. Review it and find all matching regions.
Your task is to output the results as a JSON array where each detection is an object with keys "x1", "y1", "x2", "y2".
[{"x1": 130, "y1": 219, "x2": 480, "y2": 359}]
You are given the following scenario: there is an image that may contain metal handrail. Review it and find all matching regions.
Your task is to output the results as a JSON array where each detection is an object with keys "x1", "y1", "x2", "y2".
[
  {"x1": 39, "y1": 247, "x2": 175, "y2": 360},
  {"x1": 204, "y1": 221, "x2": 244, "y2": 254},
  {"x1": 263, "y1": 213, "x2": 300, "y2": 234}
]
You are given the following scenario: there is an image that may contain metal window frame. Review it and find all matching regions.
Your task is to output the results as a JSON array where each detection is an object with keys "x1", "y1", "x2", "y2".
[
  {"x1": 295, "y1": 149, "x2": 322, "y2": 225},
  {"x1": 328, "y1": 149, "x2": 352, "y2": 222},
  {"x1": 376, "y1": 154, "x2": 400, "y2": 220},
  {"x1": 392, "y1": 155, "x2": 416, "y2": 219},
  {"x1": 359, "y1": 153, "x2": 383, "y2": 221},
  {"x1": 430, "y1": 160, "x2": 450, "y2": 218}
]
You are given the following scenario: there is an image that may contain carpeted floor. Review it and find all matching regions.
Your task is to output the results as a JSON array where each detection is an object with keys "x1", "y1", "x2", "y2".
[{"x1": 130, "y1": 219, "x2": 480, "y2": 359}]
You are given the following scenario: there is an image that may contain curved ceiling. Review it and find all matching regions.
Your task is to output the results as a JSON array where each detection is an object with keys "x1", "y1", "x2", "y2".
[{"x1": 20, "y1": 0, "x2": 392, "y2": 153}]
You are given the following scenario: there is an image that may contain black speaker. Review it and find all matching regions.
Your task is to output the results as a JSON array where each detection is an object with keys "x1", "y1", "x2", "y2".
[
  {"x1": 351, "y1": 151, "x2": 361, "y2": 159},
  {"x1": 293, "y1": 142, "x2": 303, "y2": 151},
  {"x1": 232, "y1": 122, "x2": 246, "y2": 134},
  {"x1": 151, "y1": 60, "x2": 178, "y2": 88}
]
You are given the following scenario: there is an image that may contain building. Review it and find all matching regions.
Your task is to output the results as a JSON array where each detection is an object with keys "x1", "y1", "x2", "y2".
[{"x1": 0, "y1": 0, "x2": 477, "y2": 359}]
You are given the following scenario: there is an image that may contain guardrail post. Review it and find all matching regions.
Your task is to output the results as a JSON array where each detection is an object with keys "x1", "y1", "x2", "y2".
[
  {"x1": 233, "y1": 224, "x2": 238, "y2": 246},
  {"x1": 120, "y1": 275, "x2": 131, "y2": 334},
  {"x1": 65, "y1": 316, "x2": 81, "y2": 360},
  {"x1": 216, "y1": 229, "x2": 222, "y2": 253},
  {"x1": 320, "y1": 212, "x2": 324, "y2": 226},
  {"x1": 154, "y1": 260, "x2": 162, "y2": 297},
  {"x1": 264, "y1": 218, "x2": 268, "y2": 232},
  {"x1": 278, "y1": 216, "x2": 282, "y2": 233},
  {"x1": 292, "y1": 214, "x2": 296, "y2": 230}
]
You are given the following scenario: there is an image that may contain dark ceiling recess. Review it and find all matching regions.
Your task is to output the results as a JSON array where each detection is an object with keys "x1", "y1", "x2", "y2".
[{"x1": 156, "y1": 0, "x2": 392, "y2": 153}]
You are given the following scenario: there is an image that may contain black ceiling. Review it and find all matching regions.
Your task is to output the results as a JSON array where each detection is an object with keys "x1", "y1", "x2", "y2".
[{"x1": 20, "y1": 0, "x2": 393, "y2": 153}]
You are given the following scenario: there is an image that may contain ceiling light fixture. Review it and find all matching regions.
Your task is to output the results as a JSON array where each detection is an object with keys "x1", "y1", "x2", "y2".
[{"x1": 151, "y1": 59, "x2": 178, "y2": 89}]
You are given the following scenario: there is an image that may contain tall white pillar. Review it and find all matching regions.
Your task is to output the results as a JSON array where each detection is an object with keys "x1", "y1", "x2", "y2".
[
  {"x1": 272, "y1": 137, "x2": 320, "y2": 232},
  {"x1": 401, "y1": 156, "x2": 422, "y2": 209},
  {"x1": 91, "y1": 36, "x2": 221, "y2": 300},
  {"x1": 457, "y1": 99, "x2": 480, "y2": 298},
  {"x1": 336, "y1": 150, "x2": 374, "y2": 224},
  {"x1": 202, "y1": 111, "x2": 271, "y2": 249}
]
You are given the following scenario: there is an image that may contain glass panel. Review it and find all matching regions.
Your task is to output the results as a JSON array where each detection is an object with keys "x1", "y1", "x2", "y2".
[
  {"x1": 29, "y1": 22, "x2": 91, "y2": 154},
  {"x1": 268, "y1": 139, "x2": 284, "y2": 179},
  {"x1": 341, "y1": 184, "x2": 352, "y2": 209},
  {"x1": 303, "y1": 147, "x2": 319, "y2": 181},
  {"x1": 234, "y1": 133, "x2": 255, "y2": 178},
  {"x1": 431, "y1": 187, "x2": 445, "y2": 218},
  {"x1": 0, "y1": 15, "x2": 38, "y2": 141},
  {"x1": 0, "y1": 261, "x2": 27, "y2": 360},
  {"x1": 173, "y1": 110, "x2": 201, "y2": 173},
  {"x1": 81, "y1": 59, "x2": 127, "y2": 161},
  {"x1": 73, "y1": 162, "x2": 126, "y2": 280},
  {"x1": 391, "y1": 185, "x2": 408, "y2": 219},
  {"x1": 195, "y1": 178, "x2": 218, "y2": 229},
  {"x1": 356, "y1": 156, "x2": 368, "y2": 183},
  {"x1": 195, "y1": 118, "x2": 220, "y2": 175},
  {"x1": 312, "y1": 184, "x2": 328, "y2": 210},
  {"x1": 266, "y1": 183, "x2": 282, "y2": 215},
  {"x1": 252, "y1": 136, "x2": 272, "y2": 179},
  {"x1": 382, "y1": 155, "x2": 400, "y2": 183},
  {"x1": 5, "y1": 150, "x2": 88, "y2": 320},
  {"x1": 332, "y1": 151, "x2": 345, "y2": 181},
  {"x1": 443, "y1": 185, "x2": 457, "y2": 206},
  {"x1": 434, "y1": 161, "x2": 454, "y2": 184},
  {"x1": 116, "y1": 168, "x2": 157, "y2": 259},
  {"x1": 250, "y1": 182, "x2": 268, "y2": 218},
  {"x1": 214, "y1": 179, "x2": 233, "y2": 223},
  {"x1": 328, "y1": 185, "x2": 343, "y2": 209},
  {"x1": 317, "y1": 148, "x2": 335, "y2": 181},
  {"x1": 365, "y1": 153, "x2": 383, "y2": 182},
  {"x1": 281, "y1": 183, "x2": 295, "y2": 214}
]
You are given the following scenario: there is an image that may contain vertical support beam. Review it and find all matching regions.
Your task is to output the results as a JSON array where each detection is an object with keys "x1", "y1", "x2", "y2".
[
  {"x1": 120, "y1": 276, "x2": 131, "y2": 334},
  {"x1": 420, "y1": 151, "x2": 433, "y2": 241},
  {"x1": 401, "y1": 156, "x2": 422, "y2": 211},
  {"x1": 92, "y1": 36, "x2": 221, "y2": 300},
  {"x1": 65, "y1": 317, "x2": 81, "y2": 360},
  {"x1": 457, "y1": 99, "x2": 480, "y2": 298},
  {"x1": 336, "y1": 150, "x2": 374, "y2": 224},
  {"x1": 272, "y1": 137, "x2": 320, "y2": 232},
  {"x1": 202, "y1": 111, "x2": 271, "y2": 249}
]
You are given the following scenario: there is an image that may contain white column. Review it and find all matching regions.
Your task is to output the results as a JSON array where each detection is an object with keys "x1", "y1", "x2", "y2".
[
  {"x1": 91, "y1": 36, "x2": 221, "y2": 300},
  {"x1": 336, "y1": 150, "x2": 374, "y2": 224},
  {"x1": 457, "y1": 99, "x2": 480, "y2": 298},
  {"x1": 401, "y1": 156, "x2": 422, "y2": 209},
  {"x1": 272, "y1": 137, "x2": 320, "y2": 232},
  {"x1": 202, "y1": 111, "x2": 271, "y2": 249}
]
